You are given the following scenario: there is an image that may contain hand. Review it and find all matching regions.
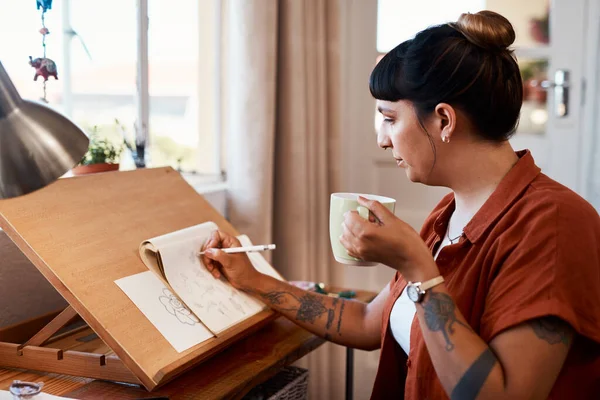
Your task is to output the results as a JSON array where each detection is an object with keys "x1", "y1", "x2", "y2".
[
  {"x1": 340, "y1": 196, "x2": 439, "y2": 282},
  {"x1": 200, "y1": 230, "x2": 262, "y2": 290}
]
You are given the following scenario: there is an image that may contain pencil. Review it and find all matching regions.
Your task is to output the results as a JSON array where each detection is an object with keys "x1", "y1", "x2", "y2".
[{"x1": 198, "y1": 244, "x2": 276, "y2": 256}]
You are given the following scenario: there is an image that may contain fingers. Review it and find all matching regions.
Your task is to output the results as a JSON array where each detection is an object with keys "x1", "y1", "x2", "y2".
[
  {"x1": 201, "y1": 230, "x2": 241, "y2": 269},
  {"x1": 202, "y1": 230, "x2": 242, "y2": 251},
  {"x1": 204, "y1": 248, "x2": 230, "y2": 268},
  {"x1": 339, "y1": 230, "x2": 359, "y2": 259},
  {"x1": 203, "y1": 254, "x2": 221, "y2": 279},
  {"x1": 357, "y1": 196, "x2": 393, "y2": 225},
  {"x1": 201, "y1": 230, "x2": 222, "y2": 271},
  {"x1": 211, "y1": 230, "x2": 242, "y2": 249},
  {"x1": 340, "y1": 216, "x2": 363, "y2": 258},
  {"x1": 207, "y1": 264, "x2": 221, "y2": 279},
  {"x1": 200, "y1": 230, "x2": 244, "y2": 280},
  {"x1": 343, "y1": 210, "x2": 368, "y2": 238},
  {"x1": 204, "y1": 248, "x2": 229, "y2": 279},
  {"x1": 341, "y1": 209, "x2": 378, "y2": 260}
]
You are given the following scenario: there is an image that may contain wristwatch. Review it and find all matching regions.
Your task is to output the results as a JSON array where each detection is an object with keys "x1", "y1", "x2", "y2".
[{"x1": 406, "y1": 276, "x2": 445, "y2": 303}]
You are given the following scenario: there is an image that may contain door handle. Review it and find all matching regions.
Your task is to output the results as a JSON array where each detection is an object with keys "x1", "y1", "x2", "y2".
[{"x1": 530, "y1": 69, "x2": 570, "y2": 117}]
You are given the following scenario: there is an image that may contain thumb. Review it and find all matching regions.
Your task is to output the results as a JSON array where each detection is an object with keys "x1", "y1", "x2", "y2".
[
  {"x1": 204, "y1": 249, "x2": 230, "y2": 267},
  {"x1": 358, "y1": 196, "x2": 394, "y2": 224}
]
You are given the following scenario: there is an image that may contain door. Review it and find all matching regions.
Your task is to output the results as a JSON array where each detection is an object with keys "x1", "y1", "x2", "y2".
[{"x1": 338, "y1": 1, "x2": 593, "y2": 399}]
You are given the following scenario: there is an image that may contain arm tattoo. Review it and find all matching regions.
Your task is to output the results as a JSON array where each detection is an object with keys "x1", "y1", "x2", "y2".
[
  {"x1": 423, "y1": 291, "x2": 470, "y2": 351},
  {"x1": 261, "y1": 291, "x2": 289, "y2": 306},
  {"x1": 530, "y1": 317, "x2": 572, "y2": 346},
  {"x1": 337, "y1": 300, "x2": 346, "y2": 334},
  {"x1": 326, "y1": 298, "x2": 339, "y2": 330},
  {"x1": 257, "y1": 290, "x2": 343, "y2": 328},
  {"x1": 451, "y1": 348, "x2": 497, "y2": 400},
  {"x1": 326, "y1": 309, "x2": 335, "y2": 329},
  {"x1": 296, "y1": 294, "x2": 328, "y2": 323}
]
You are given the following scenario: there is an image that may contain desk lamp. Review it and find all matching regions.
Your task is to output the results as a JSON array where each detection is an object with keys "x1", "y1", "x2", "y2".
[{"x1": 0, "y1": 61, "x2": 89, "y2": 199}]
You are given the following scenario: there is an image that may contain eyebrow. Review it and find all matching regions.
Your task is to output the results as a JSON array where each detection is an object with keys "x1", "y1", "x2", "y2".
[{"x1": 377, "y1": 106, "x2": 396, "y2": 115}]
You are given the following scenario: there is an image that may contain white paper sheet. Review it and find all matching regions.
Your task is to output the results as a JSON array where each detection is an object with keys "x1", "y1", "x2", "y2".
[
  {"x1": 115, "y1": 271, "x2": 214, "y2": 352},
  {"x1": 0, "y1": 390, "x2": 73, "y2": 399},
  {"x1": 238, "y1": 234, "x2": 285, "y2": 281}
]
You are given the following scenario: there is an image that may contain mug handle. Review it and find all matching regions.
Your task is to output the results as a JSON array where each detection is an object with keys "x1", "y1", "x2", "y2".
[{"x1": 357, "y1": 205, "x2": 370, "y2": 220}]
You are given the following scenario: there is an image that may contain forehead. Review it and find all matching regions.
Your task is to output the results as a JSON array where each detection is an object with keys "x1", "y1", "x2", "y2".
[{"x1": 376, "y1": 100, "x2": 412, "y2": 114}]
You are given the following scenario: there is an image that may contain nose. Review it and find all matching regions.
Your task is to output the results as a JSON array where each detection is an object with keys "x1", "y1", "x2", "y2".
[{"x1": 377, "y1": 130, "x2": 392, "y2": 150}]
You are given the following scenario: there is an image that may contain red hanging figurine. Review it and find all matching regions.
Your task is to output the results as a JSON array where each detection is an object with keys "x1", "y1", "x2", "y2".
[{"x1": 29, "y1": 56, "x2": 58, "y2": 82}]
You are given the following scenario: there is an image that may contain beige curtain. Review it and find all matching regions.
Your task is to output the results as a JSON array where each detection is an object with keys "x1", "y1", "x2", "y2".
[
  {"x1": 225, "y1": 0, "x2": 345, "y2": 398},
  {"x1": 224, "y1": 0, "x2": 279, "y2": 250},
  {"x1": 273, "y1": 1, "x2": 344, "y2": 399}
]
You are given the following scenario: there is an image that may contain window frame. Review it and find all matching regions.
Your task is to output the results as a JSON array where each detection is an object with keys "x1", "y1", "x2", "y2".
[{"x1": 60, "y1": 0, "x2": 225, "y2": 183}]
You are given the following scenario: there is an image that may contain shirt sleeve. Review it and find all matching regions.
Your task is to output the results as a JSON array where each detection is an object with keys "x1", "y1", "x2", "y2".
[{"x1": 480, "y1": 196, "x2": 600, "y2": 344}]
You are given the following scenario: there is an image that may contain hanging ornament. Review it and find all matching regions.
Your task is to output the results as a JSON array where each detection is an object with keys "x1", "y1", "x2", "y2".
[
  {"x1": 36, "y1": 0, "x2": 52, "y2": 11},
  {"x1": 29, "y1": 56, "x2": 58, "y2": 82},
  {"x1": 30, "y1": 0, "x2": 56, "y2": 103}
]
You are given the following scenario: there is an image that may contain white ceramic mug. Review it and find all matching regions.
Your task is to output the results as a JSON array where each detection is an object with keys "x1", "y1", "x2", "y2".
[{"x1": 329, "y1": 193, "x2": 396, "y2": 266}]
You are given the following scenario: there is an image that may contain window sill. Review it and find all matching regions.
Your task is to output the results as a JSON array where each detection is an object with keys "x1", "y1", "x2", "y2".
[{"x1": 181, "y1": 172, "x2": 228, "y2": 217}]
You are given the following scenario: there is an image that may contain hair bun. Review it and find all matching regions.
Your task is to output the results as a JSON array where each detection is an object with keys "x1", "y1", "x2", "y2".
[{"x1": 454, "y1": 11, "x2": 516, "y2": 51}]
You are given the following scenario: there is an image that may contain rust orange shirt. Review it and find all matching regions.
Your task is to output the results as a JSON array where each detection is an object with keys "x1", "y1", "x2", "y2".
[{"x1": 370, "y1": 150, "x2": 600, "y2": 399}]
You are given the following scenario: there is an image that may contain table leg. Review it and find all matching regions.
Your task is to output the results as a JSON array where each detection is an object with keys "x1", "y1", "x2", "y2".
[{"x1": 345, "y1": 346, "x2": 354, "y2": 400}]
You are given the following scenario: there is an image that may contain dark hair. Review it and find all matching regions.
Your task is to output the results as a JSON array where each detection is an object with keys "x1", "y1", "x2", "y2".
[{"x1": 370, "y1": 11, "x2": 522, "y2": 141}]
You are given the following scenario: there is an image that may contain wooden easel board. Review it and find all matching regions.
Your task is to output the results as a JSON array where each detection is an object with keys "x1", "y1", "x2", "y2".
[{"x1": 0, "y1": 168, "x2": 276, "y2": 390}]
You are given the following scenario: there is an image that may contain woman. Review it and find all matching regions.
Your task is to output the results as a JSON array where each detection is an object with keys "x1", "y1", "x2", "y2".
[{"x1": 202, "y1": 10, "x2": 600, "y2": 399}]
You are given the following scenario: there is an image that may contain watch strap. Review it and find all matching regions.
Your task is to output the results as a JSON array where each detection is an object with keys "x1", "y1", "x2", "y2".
[{"x1": 419, "y1": 275, "x2": 445, "y2": 292}]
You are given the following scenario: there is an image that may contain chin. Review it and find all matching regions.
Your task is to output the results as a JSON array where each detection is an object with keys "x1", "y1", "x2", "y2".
[
  {"x1": 406, "y1": 168, "x2": 435, "y2": 185},
  {"x1": 405, "y1": 168, "x2": 422, "y2": 183}
]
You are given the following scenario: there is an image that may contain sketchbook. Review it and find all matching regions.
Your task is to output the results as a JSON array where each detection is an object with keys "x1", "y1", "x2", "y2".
[{"x1": 116, "y1": 221, "x2": 284, "y2": 353}]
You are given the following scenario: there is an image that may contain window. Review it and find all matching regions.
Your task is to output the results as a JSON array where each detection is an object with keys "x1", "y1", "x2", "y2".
[
  {"x1": 377, "y1": 0, "x2": 485, "y2": 53},
  {"x1": 0, "y1": 0, "x2": 223, "y2": 179}
]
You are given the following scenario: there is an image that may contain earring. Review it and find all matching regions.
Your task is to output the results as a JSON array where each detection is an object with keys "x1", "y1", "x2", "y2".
[{"x1": 442, "y1": 135, "x2": 450, "y2": 143}]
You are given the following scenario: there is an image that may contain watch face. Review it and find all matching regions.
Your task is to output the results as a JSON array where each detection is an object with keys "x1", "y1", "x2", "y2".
[{"x1": 407, "y1": 285, "x2": 420, "y2": 302}]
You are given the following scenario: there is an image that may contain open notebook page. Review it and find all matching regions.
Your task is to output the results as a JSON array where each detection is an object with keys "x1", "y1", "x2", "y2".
[{"x1": 157, "y1": 222, "x2": 269, "y2": 334}]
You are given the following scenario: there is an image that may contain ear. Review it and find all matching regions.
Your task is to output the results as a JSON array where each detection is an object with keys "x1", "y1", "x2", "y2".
[{"x1": 434, "y1": 103, "x2": 457, "y2": 142}]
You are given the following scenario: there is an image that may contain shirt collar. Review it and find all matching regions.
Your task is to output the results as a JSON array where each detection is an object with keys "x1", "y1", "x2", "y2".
[{"x1": 433, "y1": 150, "x2": 541, "y2": 244}]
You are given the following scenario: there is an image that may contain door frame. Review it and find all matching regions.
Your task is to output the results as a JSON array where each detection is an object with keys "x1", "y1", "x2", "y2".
[{"x1": 581, "y1": 0, "x2": 600, "y2": 206}]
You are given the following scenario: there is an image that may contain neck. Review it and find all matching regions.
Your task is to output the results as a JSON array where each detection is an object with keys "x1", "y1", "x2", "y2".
[{"x1": 447, "y1": 141, "x2": 518, "y2": 218}]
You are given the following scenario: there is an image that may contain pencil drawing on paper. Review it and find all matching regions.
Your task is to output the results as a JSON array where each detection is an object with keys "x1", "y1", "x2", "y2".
[
  {"x1": 156, "y1": 242, "x2": 269, "y2": 333},
  {"x1": 178, "y1": 261, "x2": 245, "y2": 319},
  {"x1": 159, "y1": 288, "x2": 200, "y2": 325}
]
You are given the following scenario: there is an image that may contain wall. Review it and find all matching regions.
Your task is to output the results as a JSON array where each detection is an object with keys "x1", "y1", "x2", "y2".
[{"x1": 486, "y1": 0, "x2": 548, "y2": 46}]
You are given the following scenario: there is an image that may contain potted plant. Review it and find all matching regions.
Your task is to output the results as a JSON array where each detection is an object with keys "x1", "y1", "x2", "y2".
[
  {"x1": 529, "y1": 11, "x2": 549, "y2": 44},
  {"x1": 521, "y1": 60, "x2": 548, "y2": 104},
  {"x1": 72, "y1": 127, "x2": 122, "y2": 175}
]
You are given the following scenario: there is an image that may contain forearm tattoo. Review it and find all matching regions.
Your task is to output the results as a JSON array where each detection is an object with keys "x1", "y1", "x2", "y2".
[
  {"x1": 423, "y1": 291, "x2": 470, "y2": 351},
  {"x1": 530, "y1": 317, "x2": 572, "y2": 346},
  {"x1": 326, "y1": 298, "x2": 338, "y2": 330},
  {"x1": 256, "y1": 290, "x2": 346, "y2": 337},
  {"x1": 337, "y1": 300, "x2": 345, "y2": 333},
  {"x1": 451, "y1": 348, "x2": 498, "y2": 400}
]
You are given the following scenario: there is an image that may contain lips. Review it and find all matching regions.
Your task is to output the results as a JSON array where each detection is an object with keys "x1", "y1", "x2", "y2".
[{"x1": 394, "y1": 156, "x2": 405, "y2": 167}]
